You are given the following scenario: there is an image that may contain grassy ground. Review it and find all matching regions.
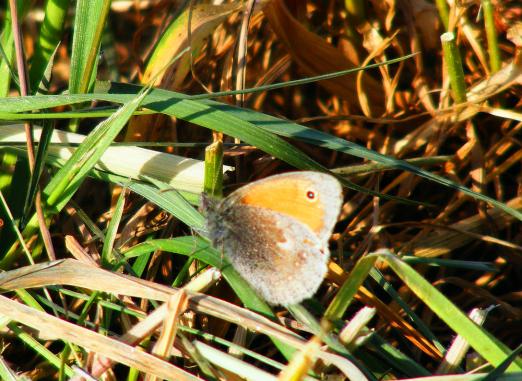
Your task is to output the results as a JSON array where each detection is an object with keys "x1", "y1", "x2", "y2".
[{"x1": 0, "y1": 0, "x2": 521, "y2": 380}]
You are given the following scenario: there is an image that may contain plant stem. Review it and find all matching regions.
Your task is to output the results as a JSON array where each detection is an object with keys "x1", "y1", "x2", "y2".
[
  {"x1": 204, "y1": 140, "x2": 224, "y2": 198},
  {"x1": 441, "y1": 32, "x2": 467, "y2": 104},
  {"x1": 482, "y1": 0, "x2": 501, "y2": 73},
  {"x1": 435, "y1": 0, "x2": 450, "y2": 30}
]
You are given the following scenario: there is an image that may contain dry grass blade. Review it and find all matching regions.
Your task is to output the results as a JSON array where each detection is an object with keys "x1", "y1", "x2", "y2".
[
  {"x1": 411, "y1": 197, "x2": 522, "y2": 258},
  {"x1": 64, "y1": 235, "x2": 100, "y2": 266},
  {"x1": 0, "y1": 260, "x2": 368, "y2": 376},
  {"x1": 393, "y1": 60, "x2": 522, "y2": 155},
  {"x1": 0, "y1": 259, "x2": 306, "y2": 344},
  {"x1": 0, "y1": 294, "x2": 202, "y2": 381},
  {"x1": 277, "y1": 336, "x2": 324, "y2": 381},
  {"x1": 147, "y1": 291, "x2": 189, "y2": 381},
  {"x1": 152, "y1": 291, "x2": 188, "y2": 358},
  {"x1": 263, "y1": 0, "x2": 384, "y2": 113},
  {"x1": 79, "y1": 302, "x2": 186, "y2": 379}
]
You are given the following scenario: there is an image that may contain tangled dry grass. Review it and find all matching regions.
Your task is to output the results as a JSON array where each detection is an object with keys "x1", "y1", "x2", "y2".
[{"x1": 0, "y1": 0, "x2": 521, "y2": 379}]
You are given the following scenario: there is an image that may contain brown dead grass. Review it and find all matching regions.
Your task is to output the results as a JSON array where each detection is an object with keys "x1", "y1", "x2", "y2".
[{"x1": 2, "y1": 0, "x2": 522, "y2": 379}]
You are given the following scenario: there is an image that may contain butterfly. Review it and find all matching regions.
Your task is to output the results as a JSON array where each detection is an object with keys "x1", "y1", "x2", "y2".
[{"x1": 203, "y1": 171, "x2": 343, "y2": 306}]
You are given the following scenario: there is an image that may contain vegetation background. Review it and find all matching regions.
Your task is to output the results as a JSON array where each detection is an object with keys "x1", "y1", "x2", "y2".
[{"x1": 0, "y1": 0, "x2": 521, "y2": 380}]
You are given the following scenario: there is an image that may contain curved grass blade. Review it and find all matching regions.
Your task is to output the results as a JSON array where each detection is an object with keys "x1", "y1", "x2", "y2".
[
  {"x1": 1, "y1": 86, "x2": 521, "y2": 220},
  {"x1": 69, "y1": 0, "x2": 110, "y2": 95},
  {"x1": 128, "y1": 178, "x2": 205, "y2": 231},
  {"x1": 483, "y1": 345, "x2": 522, "y2": 381},
  {"x1": 327, "y1": 249, "x2": 522, "y2": 371},
  {"x1": 122, "y1": 236, "x2": 296, "y2": 360},
  {"x1": 29, "y1": 0, "x2": 70, "y2": 92},
  {"x1": 101, "y1": 187, "x2": 126, "y2": 267},
  {"x1": 0, "y1": 90, "x2": 149, "y2": 269},
  {"x1": 201, "y1": 99, "x2": 522, "y2": 221}
]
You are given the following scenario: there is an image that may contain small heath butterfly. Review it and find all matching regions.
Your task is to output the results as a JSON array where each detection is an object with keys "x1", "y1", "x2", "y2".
[{"x1": 204, "y1": 171, "x2": 343, "y2": 306}]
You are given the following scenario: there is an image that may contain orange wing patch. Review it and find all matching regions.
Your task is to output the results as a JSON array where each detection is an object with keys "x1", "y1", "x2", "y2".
[{"x1": 238, "y1": 177, "x2": 326, "y2": 235}]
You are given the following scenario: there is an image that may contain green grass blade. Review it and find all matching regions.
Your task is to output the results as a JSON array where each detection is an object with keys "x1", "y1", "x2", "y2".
[
  {"x1": 69, "y1": 0, "x2": 110, "y2": 95},
  {"x1": 2, "y1": 88, "x2": 522, "y2": 220},
  {"x1": 122, "y1": 236, "x2": 266, "y2": 310},
  {"x1": 401, "y1": 256, "x2": 498, "y2": 272},
  {"x1": 101, "y1": 187, "x2": 126, "y2": 267},
  {"x1": 325, "y1": 255, "x2": 379, "y2": 321},
  {"x1": 326, "y1": 249, "x2": 522, "y2": 371},
  {"x1": 0, "y1": 356, "x2": 17, "y2": 381},
  {"x1": 122, "y1": 236, "x2": 297, "y2": 360},
  {"x1": 369, "y1": 268, "x2": 446, "y2": 355},
  {"x1": 379, "y1": 250, "x2": 522, "y2": 371},
  {"x1": 29, "y1": 0, "x2": 70, "y2": 92},
  {"x1": 20, "y1": 121, "x2": 54, "y2": 229},
  {"x1": 8, "y1": 322, "x2": 75, "y2": 377},
  {"x1": 1, "y1": 91, "x2": 148, "y2": 268},
  {"x1": 0, "y1": 2, "x2": 30, "y2": 96},
  {"x1": 42, "y1": 91, "x2": 148, "y2": 212},
  {"x1": 129, "y1": 178, "x2": 205, "y2": 230},
  {"x1": 484, "y1": 345, "x2": 522, "y2": 381},
  {"x1": 205, "y1": 100, "x2": 522, "y2": 221},
  {"x1": 204, "y1": 141, "x2": 224, "y2": 198},
  {"x1": 188, "y1": 53, "x2": 418, "y2": 101}
]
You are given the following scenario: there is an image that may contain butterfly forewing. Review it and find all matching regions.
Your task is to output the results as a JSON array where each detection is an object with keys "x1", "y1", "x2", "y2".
[{"x1": 224, "y1": 172, "x2": 342, "y2": 243}]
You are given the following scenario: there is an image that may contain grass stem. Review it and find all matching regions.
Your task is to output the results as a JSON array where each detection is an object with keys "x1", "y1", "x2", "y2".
[
  {"x1": 441, "y1": 32, "x2": 467, "y2": 104},
  {"x1": 435, "y1": 0, "x2": 450, "y2": 30},
  {"x1": 204, "y1": 141, "x2": 224, "y2": 198},
  {"x1": 482, "y1": 0, "x2": 502, "y2": 73}
]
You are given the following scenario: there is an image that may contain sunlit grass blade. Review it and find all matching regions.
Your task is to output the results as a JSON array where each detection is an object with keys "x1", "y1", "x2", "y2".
[
  {"x1": 483, "y1": 345, "x2": 522, "y2": 381},
  {"x1": 204, "y1": 141, "x2": 224, "y2": 198},
  {"x1": 101, "y1": 187, "x2": 126, "y2": 267},
  {"x1": 69, "y1": 0, "x2": 109, "y2": 95},
  {"x1": 1, "y1": 91, "x2": 148, "y2": 268},
  {"x1": 0, "y1": 356, "x2": 17, "y2": 381},
  {"x1": 193, "y1": 340, "x2": 278, "y2": 381},
  {"x1": 142, "y1": 2, "x2": 241, "y2": 86},
  {"x1": 332, "y1": 250, "x2": 522, "y2": 371},
  {"x1": 325, "y1": 255, "x2": 379, "y2": 321},
  {"x1": 122, "y1": 236, "x2": 297, "y2": 359},
  {"x1": 130, "y1": 177, "x2": 205, "y2": 230},
  {"x1": 42, "y1": 91, "x2": 148, "y2": 212},
  {"x1": 2, "y1": 86, "x2": 519, "y2": 220},
  {"x1": 28, "y1": 0, "x2": 69, "y2": 92},
  {"x1": 204, "y1": 99, "x2": 522, "y2": 221}
]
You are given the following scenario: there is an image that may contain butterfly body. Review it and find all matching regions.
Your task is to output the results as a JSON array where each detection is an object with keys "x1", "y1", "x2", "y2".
[{"x1": 205, "y1": 171, "x2": 343, "y2": 306}]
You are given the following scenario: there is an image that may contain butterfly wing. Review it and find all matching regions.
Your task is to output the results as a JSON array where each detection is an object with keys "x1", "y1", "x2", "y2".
[
  {"x1": 222, "y1": 171, "x2": 342, "y2": 245},
  {"x1": 220, "y1": 205, "x2": 330, "y2": 305},
  {"x1": 208, "y1": 171, "x2": 343, "y2": 305}
]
